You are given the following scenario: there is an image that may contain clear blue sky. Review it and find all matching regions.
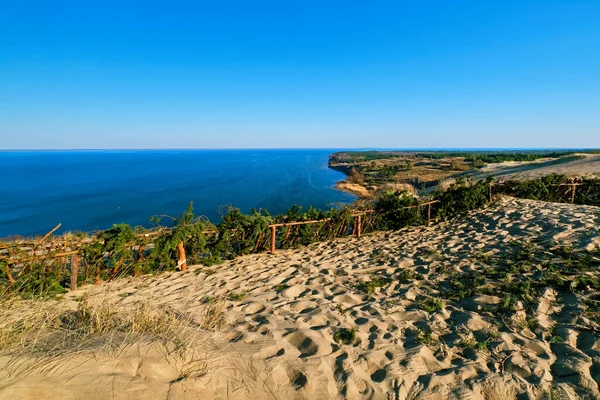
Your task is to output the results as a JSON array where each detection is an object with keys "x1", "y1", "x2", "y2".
[{"x1": 1, "y1": 0, "x2": 599, "y2": 149}]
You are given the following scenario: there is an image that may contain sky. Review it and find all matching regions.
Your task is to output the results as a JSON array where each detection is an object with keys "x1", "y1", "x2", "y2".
[{"x1": 1, "y1": 0, "x2": 599, "y2": 149}]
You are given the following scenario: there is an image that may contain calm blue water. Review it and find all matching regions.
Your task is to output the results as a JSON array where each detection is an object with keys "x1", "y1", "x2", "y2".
[{"x1": 0, "y1": 150, "x2": 356, "y2": 238}]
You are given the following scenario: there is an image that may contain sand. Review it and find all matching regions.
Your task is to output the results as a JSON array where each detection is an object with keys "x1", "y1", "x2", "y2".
[
  {"x1": 468, "y1": 153, "x2": 600, "y2": 181},
  {"x1": 2, "y1": 197, "x2": 600, "y2": 399},
  {"x1": 335, "y1": 182, "x2": 372, "y2": 198}
]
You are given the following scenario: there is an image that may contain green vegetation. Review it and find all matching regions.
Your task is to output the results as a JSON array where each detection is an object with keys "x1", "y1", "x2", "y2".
[
  {"x1": 494, "y1": 174, "x2": 600, "y2": 206},
  {"x1": 334, "y1": 304, "x2": 346, "y2": 314},
  {"x1": 3, "y1": 163, "x2": 600, "y2": 298},
  {"x1": 330, "y1": 150, "x2": 583, "y2": 165},
  {"x1": 459, "y1": 336, "x2": 490, "y2": 353},
  {"x1": 432, "y1": 177, "x2": 492, "y2": 219},
  {"x1": 374, "y1": 190, "x2": 423, "y2": 230},
  {"x1": 398, "y1": 268, "x2": 424, "y2": 283},
  {"x1": 416, "y1": 328, "x2": 435, "y2": 345},
  {"x1": 227, "y1": 292, "x2": 247, "y2": 301},
  {"x1": 152, "y1": 203, "x2": 210, "y2": 271},
  {"x1": 415, "y1": 150, "x2": 580, "y2": 164},
  {"x1": 333, "y1": 328, "x2": 356, "y2": 345},
  {"x1": 355, "y1": 276, "x2": 393, "y2": 295},
  {"x1": 418, "y1": 297, "x2": 445, "y2": 313},
  {"x1": 274, "y1": 284, "x2": 289, "y2": 292}
]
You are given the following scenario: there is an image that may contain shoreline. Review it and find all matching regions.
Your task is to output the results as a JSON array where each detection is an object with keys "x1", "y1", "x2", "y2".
[
  {"x1": 327, "y1": 156, "x2": 373, "y2": 199},
  {"x1": 334, "y1": 180, "x2": 372, "y2": 198}
]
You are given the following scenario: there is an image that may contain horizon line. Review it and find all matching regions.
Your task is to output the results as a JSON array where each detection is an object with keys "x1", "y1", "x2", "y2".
[{"x1": 1, "y1": 147, "x2": 599, "y2": 152}]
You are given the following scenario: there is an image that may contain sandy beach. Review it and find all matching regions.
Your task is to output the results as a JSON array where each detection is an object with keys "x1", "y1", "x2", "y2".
[{"x1": 2, "y1": 197, "x2": 600, "y2": 399}]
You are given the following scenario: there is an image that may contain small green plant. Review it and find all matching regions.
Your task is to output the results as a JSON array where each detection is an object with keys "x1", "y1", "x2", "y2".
[
  {"x1": 398, "y1": 268, "x2": 423, "y2": 283},
  {"x1": 370, "y1": 249, "x2": 391, "y2": 264},
  {"x1": 498, "y1": 294, "x2": 518, "y2": 314},
  {"x1": 335, "y1": 304, "x2": 346, "y2": 314},
  {"x1": 486, "y1": 330, "x2": 500, "y2": 340},
  {"x1": 227, "y1": 292, "x2": 246, "y2": 301},
  {"x1": 549, "y1": 335, "x2": 563, "y2": 344},
  {"x1": 419, "y1": 297, "x2": 445, "y2": 313},
  {"x1": 333, "y1": 328, "x2": 356, "y2": 345},
  {"x1": 570, "y1": 275, "x2": 600, "y2": 292},
  {"x1": 472, "y1": 249, "x2": 491, "y2": 263},
  {"x1": 416, "y1": 328, "x2": 435, "y2": 345},
  {"x1": 459, "y1": 336, "x2": 489, "y2": 352},
  {"x1": 513, "y1": 241, "x2": 537, "y2": 262},
  {"x1": 274, "y1": 284, "x2": 289, "y2": 292},
  {"x1": 355, "y1": 276, "x2": 392, "y2": 295}
]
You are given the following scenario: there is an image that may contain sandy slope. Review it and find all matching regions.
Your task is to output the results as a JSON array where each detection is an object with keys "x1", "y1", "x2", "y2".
[
  {"x1": 2, "y1": 197, "x2": 600, "y2": 400},
  {"x1": 469, "y1": 154, "x2": 600, "y2": 181}
]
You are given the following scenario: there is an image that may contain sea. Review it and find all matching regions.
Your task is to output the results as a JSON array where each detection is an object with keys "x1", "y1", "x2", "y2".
[{"x1": 0, "y1": 149, "x2": 357, "y2": 238}]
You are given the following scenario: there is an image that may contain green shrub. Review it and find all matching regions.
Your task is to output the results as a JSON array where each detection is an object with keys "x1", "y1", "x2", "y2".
[
  {"x1": 333, "y1": 328, "x2": 356, "y2": 345},
  {"x1": 152, "y1": 202, "x2": 211, "y2": 271},
  {"x1": 432, "y1": 177, "x2": 492, "y2": 219},
  {"x1": 374, "y1": 190, "x2": 422, "y2": 230}
]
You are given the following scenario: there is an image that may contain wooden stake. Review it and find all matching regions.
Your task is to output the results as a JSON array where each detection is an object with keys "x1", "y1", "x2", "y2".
[
  {"x1": 270, "y1": 225, "x2": 277, "y2": 254},
  {"x1": 284, "y1": 226, "x2": 292, "y2": 241},
  {"x1": 70, "y1": 254, "x2": 80, "y2": 291},
  {"x1": 571, "y1": 184, "x2": 576, "y2": 204},
  {"x1": 253, "y1": 232, "x2": 264, "y2": 253},
  {"x1": 177, "y1": 241, "x2": 187, "y2": 272},
  {"x1": 109, "y1": 257, "x2": 123, "y2": 281},
  {"x1": 135, "y1": 245, "x2": 144, "y2": 277},
  {"x1": 489, "y1": 183, "x2": 493, "y2": 202},
  {"x1": 356, "y1": 215, "x2": 362, "y2": 238},
  {"x1": 95, "y1": 266, "x2": 101, "y2": 285},
  {"x1": 428, "y1": 203, "x2": 432, "y2": 224},
  {"x1": 38, "y1": 223, "x2": 62, "y2": 245},
  {"x1": 3, "y1": 262, "x2": 14, "y2": 285},
  {"x1": 84, "y1": 261, "x2": 89, "y2": 281}
]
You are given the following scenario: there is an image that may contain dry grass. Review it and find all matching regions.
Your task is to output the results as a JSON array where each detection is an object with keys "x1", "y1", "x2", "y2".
[
  {"x1": 199, "y1": 297, "x2": 227, "y2": 330},
  {"x1": 0, "y1": 294, "x2": 227, "y2": 378}
]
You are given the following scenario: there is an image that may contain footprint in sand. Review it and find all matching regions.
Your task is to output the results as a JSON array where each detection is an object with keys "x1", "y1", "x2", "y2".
[
  {"x1": 284, "y1": 330, "x2": 320, "y2": 357},
  {"x1": 281, "y1": 285, "x2": 310, "y2": 298}
]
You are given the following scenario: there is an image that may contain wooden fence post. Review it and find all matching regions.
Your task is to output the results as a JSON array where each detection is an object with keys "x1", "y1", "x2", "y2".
[
  {"x1": 270, "y1": 225, "x2": 277, "y2": 253},
  {"x1": 489, "y1": 183, "x2": 493, "y2": 202},
  {"x1": 428, "y1": 203, "x2": 432, "y2": 224},
  {"x1": 95, "y1": 266, "x2": 101, "y2": 285},
  {"x1": 177, "y1": 241, "x2": 187, "y2": 271},
  {"x1": 70, "y1": 253, "x2": 80, "y2": 291},
  {"x1": 571, "y1": 184, "x2": 576, "y2": 204},
  {"x1": 356, "y1": 214, "x2": 362, "y2": 238},
  {"x1": 3, "y1": 262, "x2": 14, "y2": 285}
]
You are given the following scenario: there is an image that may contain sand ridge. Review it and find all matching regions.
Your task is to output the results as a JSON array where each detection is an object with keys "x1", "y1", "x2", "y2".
[
  {"x1": 2, "y1": 197, "x2": 600, "y2": 399},
  {"x1": 469, "y1": 153, "x2": 600, "y2": 181}
]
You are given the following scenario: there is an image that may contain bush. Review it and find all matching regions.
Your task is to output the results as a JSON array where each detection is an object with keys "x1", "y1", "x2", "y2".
[
  {"x1": 152, "y1": 202, "x2": 211, "y2": 270},
  {"x1": 432, "y1": 177, "x2": 492, "y2": 219},
  {"x1": 374, "y1": 190, "x2": 422, "y2": 230}
]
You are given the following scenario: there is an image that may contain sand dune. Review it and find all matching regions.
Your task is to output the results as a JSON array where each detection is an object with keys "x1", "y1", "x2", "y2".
[
  {"x1": 470, "y1": 153, "x2": 600, "y2": 181},
  {"x1": 2, "y1": 197, "x2": 600, "y2": 399}
]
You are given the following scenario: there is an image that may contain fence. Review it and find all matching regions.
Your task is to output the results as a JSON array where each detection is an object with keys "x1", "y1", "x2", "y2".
[
  {"x1": 490, "y1": 177, "x2": 599, "y2": 206},
  {"x1": 2, "y1": 175, "x2": 598, "y2": 295},
  {"x1": 1, "y1": 199, "x2": 442, "y2": 293},
  {"x1": 267, "y1": 200, "x2": 442, "y2": 253}
]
